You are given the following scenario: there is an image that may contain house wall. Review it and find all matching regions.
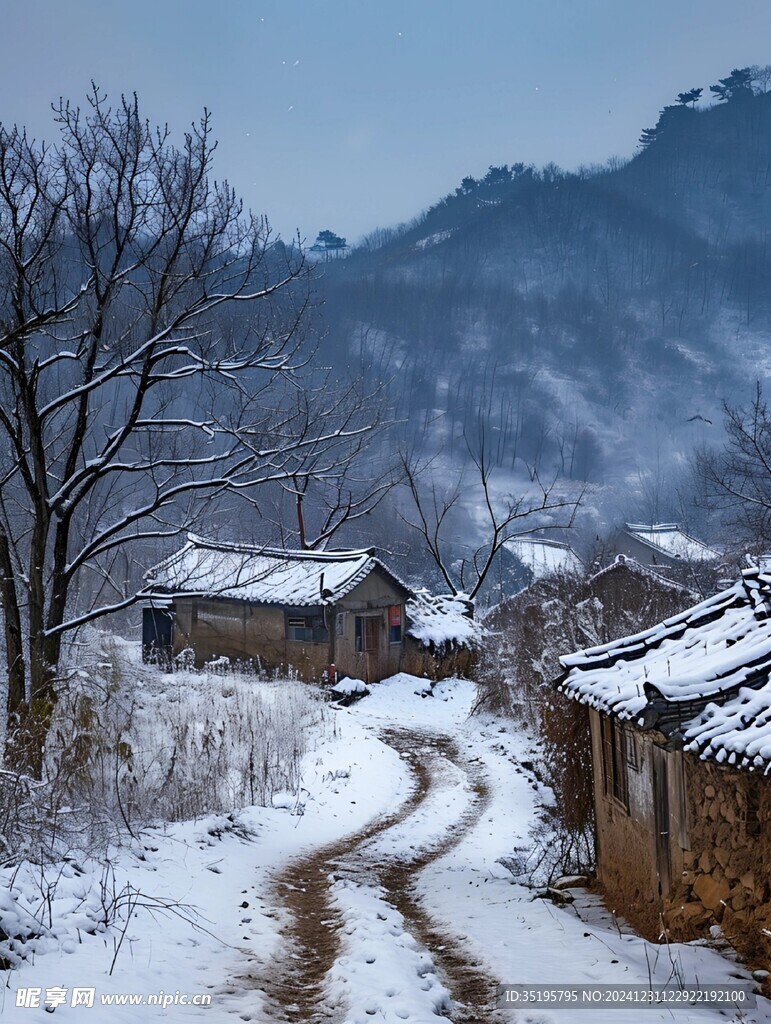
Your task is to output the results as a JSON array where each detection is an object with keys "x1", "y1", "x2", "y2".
[
  {"x1": 172, "y1": 598, "x2": 329, "y2": 680},
  {"x1": 663, "y1": 758, "x2": 771, "y2": 967},
  {"x1": 606, "y1": 531, "x2": 678, "y2": 572},
  {"x1": 591, "y1": 708, "x2": 771, "y2": 965},
  {"x1": 590, "y1": 712, "x2": 688, "y2": 937},
  {"x1": 333, "y1": 571, "x2": 406, "y2": 683},
  {"x1": 591, "y1": 711, "x2": 660, "y2": 934}
]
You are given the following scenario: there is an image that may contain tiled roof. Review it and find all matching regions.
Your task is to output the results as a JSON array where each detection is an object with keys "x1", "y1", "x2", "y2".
[
  {"x1": 588, "y1": 554, "x2": 698, "y2": 594},
  {"x1": 624, "y1": 523, "x2": 720, "y2": 562},
  {"x1": 557, "y1": 567, "x2": 771, "y2": 772},
  {"x1": 505, "y1": 537, "x2": 583, "y2": 579},
  {"x1": 145, "y1": 535, "x2": 411, "y2": 607}
]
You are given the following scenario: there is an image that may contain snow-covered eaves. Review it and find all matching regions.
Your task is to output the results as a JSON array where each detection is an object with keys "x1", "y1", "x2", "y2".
[
  {"x1": 406, "y1": 590, "x2": 482, "y2": 650},
  {"x1": 145, "y1": 535, "x2": 412, "y2": 608},
  {"x1": 505, "y1": 537, "x2": 583, "y2": 579},
  {"x1": 557, "y1": 567, "x2": 771, "y2": 773},
  {"x1": 624, "y1": 522, "x2": 720, "y2": 562}
]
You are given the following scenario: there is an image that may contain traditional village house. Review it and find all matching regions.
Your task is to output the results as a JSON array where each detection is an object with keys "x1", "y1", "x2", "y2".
[
  {"x1": 605, "y1": 522, "x2": 721, "y2": 589},
  {"x1": 557, "y1": 563, "x2": 771, "y2": 965},
  {"x1": 143, "y1": 536, "x2": 411, "y2": 681},
  {"x1": 143, "y1": 535, "x2": 479, "y2": 683}
]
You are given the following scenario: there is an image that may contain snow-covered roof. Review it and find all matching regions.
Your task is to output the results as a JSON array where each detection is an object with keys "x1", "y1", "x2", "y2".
[
  {"x1": 505, "y1": 537, "x2": 583, "y2": 579},
  {"x1": 145, "y1": 535, "x2": 411, "y2": 607},
  {"x1": 406, "y1": 591, "x2": 482, "y2": 650},
  {"x1": 624, "y1": 523, "x2": 720, "y2": 562},
  {"x1": 557, "y1": 567, "x2": 771, "y2": 773},
  {"x1": 588, "y1": 554, "x2": 697, "y2": 594}
]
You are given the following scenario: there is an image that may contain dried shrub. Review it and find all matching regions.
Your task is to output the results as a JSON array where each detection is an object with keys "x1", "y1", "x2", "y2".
[
  {"x1": 0, "y1": 638, "x2": 329, "y2": 862},
  {"x1": 476, "y1": 564, "x2": 695, "y2": 875}
]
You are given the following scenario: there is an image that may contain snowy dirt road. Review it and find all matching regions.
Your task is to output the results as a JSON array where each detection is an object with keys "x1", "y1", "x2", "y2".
[
  {"x1": 5, "y1": 674, "x2": 770, "y2": 1023},
  {"x1": 251, "y1": 727, "x2": 505, "y2": 1024},
  {"x1": 240, "y1": 676, "x2": 771, "y2": 1024}
]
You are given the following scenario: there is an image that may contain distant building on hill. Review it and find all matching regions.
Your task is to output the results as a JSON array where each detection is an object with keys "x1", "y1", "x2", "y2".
[
  {"x1": 505, "y1": 537, "x2": 583, "y2": 581},
  {"x1": 604, "y1": 523, "x2": 722, "y2": 591}
]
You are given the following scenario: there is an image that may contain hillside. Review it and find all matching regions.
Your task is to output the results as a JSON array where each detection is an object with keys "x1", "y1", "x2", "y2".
[{"x1": 316, "y1": 77, "x2": 771, "y2": 528}]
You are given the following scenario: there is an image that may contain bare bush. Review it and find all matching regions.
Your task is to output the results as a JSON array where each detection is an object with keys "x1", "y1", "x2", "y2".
[{"x1": 0, "y1": 638, "x2": 329, "y2": 862}]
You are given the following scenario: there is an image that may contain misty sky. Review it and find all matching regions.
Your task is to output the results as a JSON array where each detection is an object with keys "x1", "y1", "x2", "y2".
[{"x1": 2, "y1": 1, "x2": 771, "y2": 244}]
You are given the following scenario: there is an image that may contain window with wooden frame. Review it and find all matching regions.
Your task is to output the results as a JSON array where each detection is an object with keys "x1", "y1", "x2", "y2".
[
  {"x1": 285, "y1": 609, "x2": 328, "y2": 643},
  {"x1": 600, "y1": 714, "x2": 629, "y2": 811},
  {"x1": 355, "y1": 615, "x2": 381, "y2": 653}
]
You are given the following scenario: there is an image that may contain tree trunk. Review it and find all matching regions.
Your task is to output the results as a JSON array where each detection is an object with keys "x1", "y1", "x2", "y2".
[{"x1": 0, "y1": 530, "x2": 27, "y2": 769}]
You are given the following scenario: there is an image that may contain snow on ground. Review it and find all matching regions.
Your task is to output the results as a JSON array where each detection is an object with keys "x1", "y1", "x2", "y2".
[
  {"x1": 2, "y1": 667, "x2": 768, "y2": 1022},
  {"x1": 357, "y1": 680, "x2": 766, "y2": 1024},
  {"x1": 327, "y1": 880, "x2": 454, "y2": 1024},
  {"x1": 1, "y1": 681, "x2": 411, "y2": 1021}
]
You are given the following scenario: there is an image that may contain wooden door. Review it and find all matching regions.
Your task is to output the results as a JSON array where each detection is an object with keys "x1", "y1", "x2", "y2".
[
  {"x1": 364, "y1": 616, "x2": 381, "y2": 682},
  {"x1": 652, "y1": 745, "x2": 672, "y2": 898}
]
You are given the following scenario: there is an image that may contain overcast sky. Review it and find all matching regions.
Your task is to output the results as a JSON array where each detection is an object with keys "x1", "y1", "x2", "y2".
[{"x1": 2, "y1": 1, "x2": 771, "y2": 244}]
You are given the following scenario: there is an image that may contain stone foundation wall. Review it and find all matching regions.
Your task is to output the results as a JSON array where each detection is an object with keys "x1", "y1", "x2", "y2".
[{"x1": 664, "y1": 759, "x2": 771, "y2": 967}]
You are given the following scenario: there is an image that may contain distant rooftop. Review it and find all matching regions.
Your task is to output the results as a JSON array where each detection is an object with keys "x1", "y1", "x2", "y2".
[
  {"x1": 505, "y1": 537, "x2": 583, "y2": 579},
  {"x1": 624, "y1": 523, "x2": 720, "y2": 562}
]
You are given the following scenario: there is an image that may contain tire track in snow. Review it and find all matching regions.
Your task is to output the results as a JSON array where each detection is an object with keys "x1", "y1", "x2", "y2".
[
  {"x1": 375, "y1": 730, "x2": 506, "y2": 1024},
  {"x1": 245, "y1": 736, "x2": 432, "y2": 1022},
  {"x1": 249, "y1": 727, "x2": 507, "y2": 1023}
]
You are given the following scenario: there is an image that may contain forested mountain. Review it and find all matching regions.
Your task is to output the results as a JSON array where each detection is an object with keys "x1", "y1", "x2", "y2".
[{"x1": 316, "y1": 70, "x2": 771, "y2": 528}]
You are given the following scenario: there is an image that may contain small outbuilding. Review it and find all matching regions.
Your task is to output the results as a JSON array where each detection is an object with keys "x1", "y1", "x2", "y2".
[{"x1": 557, "y1": 564, "x2": 771, "y2": 962}]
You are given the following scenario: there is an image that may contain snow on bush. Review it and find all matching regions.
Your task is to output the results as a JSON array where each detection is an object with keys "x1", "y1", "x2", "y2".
[
  {"x1": 406, "y1": 590, "x2": 482, "y2": 651},
  {"x1": 0, "y1": 635, "x2": 329, "y2": 862},
  {"x1": 0, "y1": 635, "x2": 331, "y2": 971}
]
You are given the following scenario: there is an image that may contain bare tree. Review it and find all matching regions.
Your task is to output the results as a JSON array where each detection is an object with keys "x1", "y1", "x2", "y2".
[
  {"x1": 398, "y1": 426, "x2": 582, "y2": 602},
  {"x1": 244, "y1": 381, "x2": 398, "y2": 550},
  {"x1": 0, "y1": 88, "x2": 375, "y2": 773},
  {"x1": 698, "y1": 383, "x2": 771, "y2": 547}
]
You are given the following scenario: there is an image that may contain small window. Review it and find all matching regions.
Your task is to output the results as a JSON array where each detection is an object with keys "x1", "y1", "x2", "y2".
[
  {"x1": 286, "y1": 612, "x2": 328, "y2": 643},
  {"x1": 626, "y1": 731, "x2": 639, "y2": 771},
  {"x1": 355, "y1": 615, "x2": 381, "y2": 653},
  {"x1": 600, "y1": 714, "x2": 629, "y2": 811},
  {"x1": 389, "y1": 605, "x2": 402, "y2": 644}
]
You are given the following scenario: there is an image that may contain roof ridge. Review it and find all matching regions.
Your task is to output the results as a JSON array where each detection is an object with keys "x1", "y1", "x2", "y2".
[
  {"x1": 588, "y1": 554, "x2": 698, "y2": 592},
  {"x1": 185, "y1": 533, "x2": 375, "y2": 562}
]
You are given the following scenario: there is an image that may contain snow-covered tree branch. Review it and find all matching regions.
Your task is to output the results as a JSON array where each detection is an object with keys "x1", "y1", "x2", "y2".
[{"x1": 0, "y1": 87, "x2": 380, "y2": 774}]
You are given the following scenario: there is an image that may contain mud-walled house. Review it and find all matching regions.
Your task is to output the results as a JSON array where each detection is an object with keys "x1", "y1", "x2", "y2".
[
  {"x1": 143, "y1": 535, "x2": 412, "y2": 682},
  {"x1": 556, "y1": 565, "x2": 771, "y2": 963}
]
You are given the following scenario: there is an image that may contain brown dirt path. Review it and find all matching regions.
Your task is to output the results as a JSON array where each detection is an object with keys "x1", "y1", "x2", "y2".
[{"x1": 246, "y1": 728, "x2": 508, "y2": 1024}]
